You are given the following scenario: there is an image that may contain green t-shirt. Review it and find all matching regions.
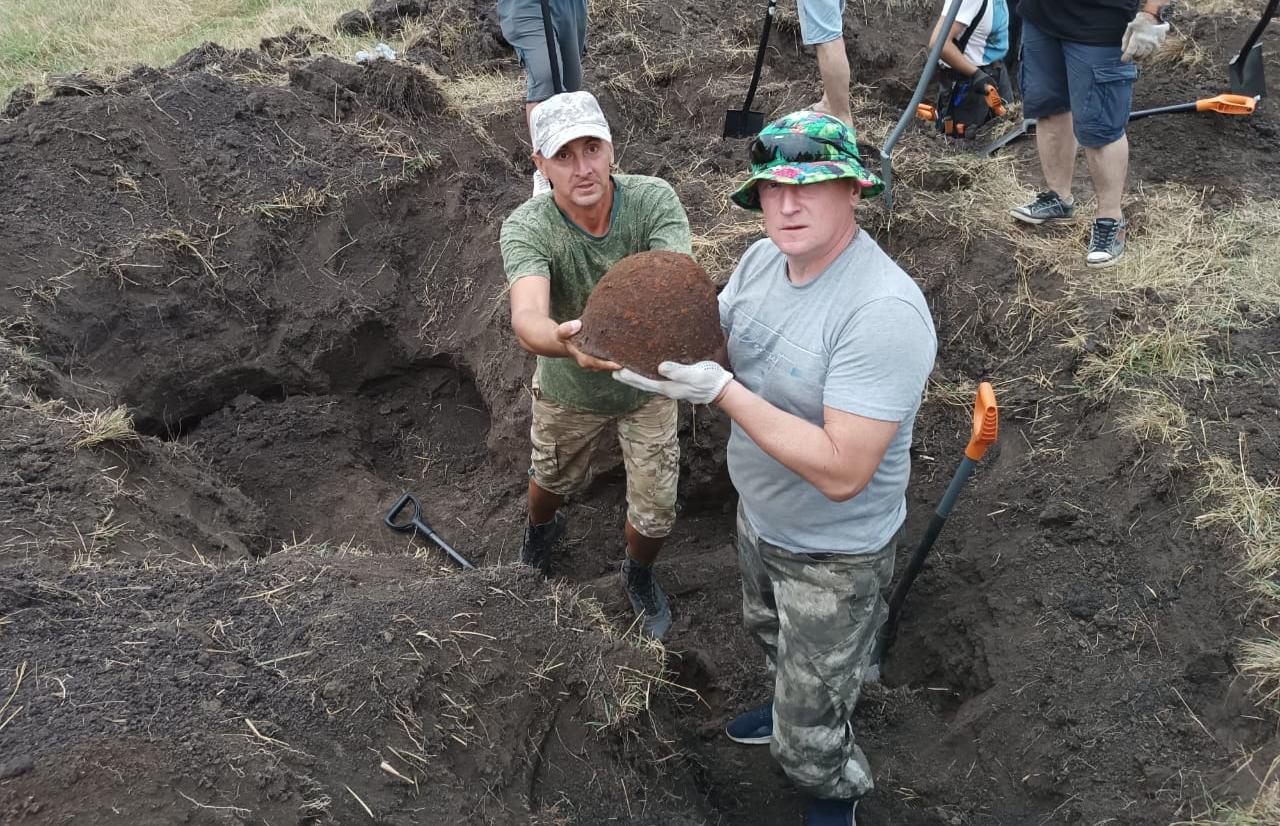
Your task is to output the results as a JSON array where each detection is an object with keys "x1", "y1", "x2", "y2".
[{"x1": 500, "y1": 174, "x2": 693, "y2": 415}]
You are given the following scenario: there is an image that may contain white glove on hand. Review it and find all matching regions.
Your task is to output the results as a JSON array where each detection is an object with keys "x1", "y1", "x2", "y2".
[
  {"x1": 613, "y1": 361, "x2": 733, "y2": 405},
  {"x1": 1121, "y1": 12, "x2": 1169, "y2": 62}
]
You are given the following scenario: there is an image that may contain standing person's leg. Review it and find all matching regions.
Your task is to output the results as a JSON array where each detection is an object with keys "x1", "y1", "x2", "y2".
[
  {"x1": 1063, "y1": 39, "x2": 1136, "y2": 266},
  {"x1": 725, "y1": 504, "x2": 781, "y2": 744},
  {"x1": 616, "y1": 395, "x2": 679, "y2": 639},
  {"x1": 497, "y1": 0, "x2": 562, "y2": 194},
  {"x1": 522, "y1": 384, "x2": 611, "y2": 575},
  {"x1": 1011, "y1": 19, "x2": 1078, "y2": 224},
  {"x1": 798, "y1": 0, "x2": 852, "y2": 125},
  {"x1": 551, "y1": 0, "x2": 588, "y2": 93},
  {"x1": 764, "y1": 532, "x2": 898, "y2": 811}
]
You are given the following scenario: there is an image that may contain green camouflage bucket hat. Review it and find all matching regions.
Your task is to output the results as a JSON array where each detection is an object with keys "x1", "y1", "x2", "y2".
[{"x1": 730, "y1": 111, "x2": 884, "y2": 210}]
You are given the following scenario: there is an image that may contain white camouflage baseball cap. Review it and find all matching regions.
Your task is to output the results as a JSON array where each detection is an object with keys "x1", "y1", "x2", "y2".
[{"x1": 529, "y1": 91, "x2": 612, "y2": 158}]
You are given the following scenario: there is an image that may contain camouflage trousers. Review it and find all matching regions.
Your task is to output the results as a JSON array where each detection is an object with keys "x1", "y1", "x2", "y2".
[
  {"x1": 736, "y1": 504, "x2": 899, "y2": 801},
  {"x1": 529, "y1": 385, "x2": 679, "y2": 538}
]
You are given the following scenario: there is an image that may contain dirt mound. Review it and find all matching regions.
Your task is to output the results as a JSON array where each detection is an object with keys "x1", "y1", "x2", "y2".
[
  {"x1": 1, "y1": 1, "x2": 1279, "y2": 824},
  {"x1": 260, "y1": 26, "x2": 333, "y2": 61},
  {"x1": 576, "y1": 251, "x2": 724, "y2": 379},
  {"x1": 0, "y1": 552, "x2": 705, "y2": 824},
  {"x1": 288, "y1": 57, "x2": 445, "y2": 120}
]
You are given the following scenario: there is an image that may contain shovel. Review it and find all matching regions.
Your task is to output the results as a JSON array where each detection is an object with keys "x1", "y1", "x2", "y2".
[
  {"x1": 1128, "y1": 92, "x2": 1258, "y2": 121},
  {"x1": 1229, "y1": 0, "x2": 1278, "y2": 98},
  {"x1": 872, "y1": 382, "x2": 998, "y2": 665},
  {"x1": 723, "y1": 0, "x2": 777, "y2": 138},
  {"x1": 384, "y1": 492, "x2": 476, "y2": 570},
  {"x1": 981, "y1": 93, "x2": 1258, "y2": 156}
]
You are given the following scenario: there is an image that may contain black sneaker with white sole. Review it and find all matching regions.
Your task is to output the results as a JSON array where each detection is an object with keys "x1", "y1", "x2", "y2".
[
  {"x1": 1010, "y1": 190, "x2": 1076, "y2": 224},
  {"x1": 1085, "y1": 217, "x2": 1126, "y2": 268}
]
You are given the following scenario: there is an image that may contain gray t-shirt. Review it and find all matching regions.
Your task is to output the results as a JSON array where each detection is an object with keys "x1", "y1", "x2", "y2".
[{"x1": 719, "y1": 231, "x2": 937, "y2": 555}]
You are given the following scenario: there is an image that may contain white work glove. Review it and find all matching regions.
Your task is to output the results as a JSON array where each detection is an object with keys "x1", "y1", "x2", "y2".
[
  {"x1": 1120, "y1": 12, "x2": 1169, "y2": 63},
  {"x1": 613, "y1": 361, "x2": 733, "y2": 405}
]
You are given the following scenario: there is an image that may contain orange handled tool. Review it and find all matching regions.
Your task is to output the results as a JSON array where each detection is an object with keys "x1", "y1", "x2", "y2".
[
  {"x1": 916, "y1": 103, "x2": 938, "y2": 121},
  {"x1": 875, "y1": 382, "x2": 1000, "y2": 664},
  {"x1": 965, "y1": 381, "x2": 999, "y2": 460},
  {"x1": 984, "y1": 84, "x2": 1008, "y2": 117},
  {"x1": 1129, "y1": 93, "x2": 1259, "y2": 121}
]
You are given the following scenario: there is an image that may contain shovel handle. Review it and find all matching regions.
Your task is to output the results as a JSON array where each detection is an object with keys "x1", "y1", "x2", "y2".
[
  {"x1": 384, "y1": 492, "x2": 476, "y2": 570},
  {"x1": 985, "y1": 85, "x2": 1007, "y2": 117},
  {"x1": 384, "y1": 492, "x2": 421, "y2": 532},
  {"x1": 1236, "y1": 0, "x2": 1280, "y2": 68},
  {"x1": 964, "y1": 382, "x2": 998, "y2": 461},
  {"x1": 742, "y1": 0, "x2": 777, "y2": 111},
  {"x1": 1196, "y1": 93, "x2": 1258, "y2": 115}
]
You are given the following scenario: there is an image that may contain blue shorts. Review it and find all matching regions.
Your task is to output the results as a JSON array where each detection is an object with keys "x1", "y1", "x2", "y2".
[
  {"x1": 798, "y1": 0, "x2": 845, "y2": 46},
  {"x1": 497, "y1": 0, "x2": 588, "y2": 102},
  {"x1": 1019, "y1": 18, "x2": 1137, "y2": 147}
]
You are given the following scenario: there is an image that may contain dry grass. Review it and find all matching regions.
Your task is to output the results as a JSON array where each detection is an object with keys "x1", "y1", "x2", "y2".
[
  {"x1": 1195, "y1": 454, "x2": 1280, "y2": 581},
  {"x1": 61, "y1": 404, "x2": 141, "y2": 450},
  {"x1": 941, "y1": 179, "x2": 1280, "y2": 397},
  {"x1": 1114, "y1": 387, "x2": 1192, "y2": 459},
  {"x1": 246, "y1": 184, "x2": 333, "y2": 221},
  {"x1": 0, "y1": 0, "x2": 377, "y2": 97},
  {"x1": 438, "y1": 71, "x2": 525, "y2": 113},
  {"x1": 1180, "y1": 756, "x2": 1280, "y2": 825},
  {"x1": 1195, "y1": 0, "x2": 1260, "y2": 16},
  {"x1": 338, "y1": 115, "x2": 441, "y2": 190},
  {"x1": 886, "y1": 148, "x2": 1034, "y2": 243},
  {"x1": 691, "y1": 218, "x2": 762, "y2": 284}
]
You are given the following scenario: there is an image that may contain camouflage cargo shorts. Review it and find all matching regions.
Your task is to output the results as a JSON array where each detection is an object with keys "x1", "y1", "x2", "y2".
[
  {"x1": 529, "y1": 384, "x2": 679, "y2": 539},
  {"x1": 736, "y1": 504, "x2": 900, "y2": 801}
]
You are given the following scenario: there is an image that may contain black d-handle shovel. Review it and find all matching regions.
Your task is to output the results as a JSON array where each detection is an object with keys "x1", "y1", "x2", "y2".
[
  {"x1": 384, "y1": 492, "x2": 475, "y2": 570},
  {"x1": 1229, "y1": 0, "x2": 1277, "y2": 98},
  {"x1": 724, "y1": 0, "x2": 777, "y2": 138}
]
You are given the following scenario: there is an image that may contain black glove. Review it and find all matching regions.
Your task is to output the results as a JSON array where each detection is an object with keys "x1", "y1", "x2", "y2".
[
  {"x1": 969, "y1": 69, "x2": 995, "y2": 94},
  {"x1": 949, "y1": 79, "x2": 996, "y2": 139}
]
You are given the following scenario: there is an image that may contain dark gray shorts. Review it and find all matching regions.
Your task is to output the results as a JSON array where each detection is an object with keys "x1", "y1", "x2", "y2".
[
  {"x1": 497, "y1": 0, "x2": 588, "y2": 102},
  {"x1": 1020, "y1": 18, "x2": 1137, "y2": 148}
]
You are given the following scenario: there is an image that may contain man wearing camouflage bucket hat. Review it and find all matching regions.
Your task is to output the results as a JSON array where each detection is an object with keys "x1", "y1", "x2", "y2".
[{"x1": 615, "y1": 111, "x2": 936, "y2": 825}]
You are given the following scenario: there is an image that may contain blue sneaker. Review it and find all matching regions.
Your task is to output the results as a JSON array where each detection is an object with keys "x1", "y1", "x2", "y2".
[
  {"x1": 725, "y1": 701, "x2": 773, "y2": 744},
  {"x1": 804, "y1": 798, "x2": 857, "y2": 825}
]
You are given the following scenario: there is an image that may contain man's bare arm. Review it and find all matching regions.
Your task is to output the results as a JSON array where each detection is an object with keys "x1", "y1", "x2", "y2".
[
  {"x1": 716, "y1": 381, "x2": 898, "y2": 502},
  {"x1": 509, "y1": 276, "x2": 621, "y2": 371}
]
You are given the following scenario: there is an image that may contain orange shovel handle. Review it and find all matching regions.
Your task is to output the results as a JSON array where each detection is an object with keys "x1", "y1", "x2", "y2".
[
  {"x1": 1196, "y1": 93, "x2": 1258, "y2": 115},
  {"x1": 985, "y1": 85, "x2": 1008, "y2": 117},
  {"x1": 964, "y1": 382, "x2": 999, "y2": 460}
]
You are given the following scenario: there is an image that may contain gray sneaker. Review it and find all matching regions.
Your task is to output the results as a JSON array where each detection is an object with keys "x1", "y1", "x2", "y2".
[
  {"x1": 1010, "y1": 190, "x2": 1076, "y2": 224},
  {"x1": 621, "y1": 558, "x2": 672, "y2": 640},
  {"x1": 1085, "y1": 217, "x2": 1126, "y2": 268}
]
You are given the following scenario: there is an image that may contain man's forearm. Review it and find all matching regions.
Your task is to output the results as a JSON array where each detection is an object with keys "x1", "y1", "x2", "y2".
[
  {"x1": 716, "y1": 381, "x2": 865, "y2": 501},
  {"x1": 512, "y1": 311, "x2": 570, "y2": 358},
  {"x1": 939, "y1": 40, "x2": 979, "y2": 77}
]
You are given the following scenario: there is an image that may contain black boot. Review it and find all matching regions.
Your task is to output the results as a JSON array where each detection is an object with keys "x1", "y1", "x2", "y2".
[
  {"x1": 520, "y1": 512, "x2": 565, "y2": 577},
  {"x1": 621, "y1": 557, "x2": 672, "y2": 640}
]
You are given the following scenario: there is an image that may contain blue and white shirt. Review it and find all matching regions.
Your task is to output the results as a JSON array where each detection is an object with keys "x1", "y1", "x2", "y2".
[{"x1": 945, "y1": 0, "x2": 1010, "y2": 67}]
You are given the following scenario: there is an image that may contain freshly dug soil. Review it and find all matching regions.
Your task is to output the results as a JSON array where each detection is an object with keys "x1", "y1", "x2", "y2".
[
  {"x1": 574, "y1": 251, "x2": 725, "y2": 379},
  {"x1": 1, "y1": 2, "x2": 1279, "y2": 825}
]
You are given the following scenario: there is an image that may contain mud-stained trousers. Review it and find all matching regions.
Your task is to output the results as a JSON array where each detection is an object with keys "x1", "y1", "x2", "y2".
[{"x1": 736, "y1": 504, "x2": 899, "y2": 801}]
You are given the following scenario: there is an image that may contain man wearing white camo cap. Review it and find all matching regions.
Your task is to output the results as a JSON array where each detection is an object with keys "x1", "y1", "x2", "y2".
[{"x1": 499, "y1": 91, "x2": 694, "y2": 639}]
